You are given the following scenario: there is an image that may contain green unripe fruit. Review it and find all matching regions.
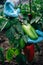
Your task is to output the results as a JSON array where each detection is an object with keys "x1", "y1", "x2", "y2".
[
  {"x1": 20, "y1": 38, "x2": 25, "y2": 49},
  {"x1": 22, "y1": 24, "x2": 38, "y2": 40}
]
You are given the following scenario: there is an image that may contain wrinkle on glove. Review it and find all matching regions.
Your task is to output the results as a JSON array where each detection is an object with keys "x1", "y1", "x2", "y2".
[
  {"x1": 4, "y1": 0, "x2": 20, "y2": 17},
  {"x1": 27, "y1": 30, "x2": 43, "y2": 44}
]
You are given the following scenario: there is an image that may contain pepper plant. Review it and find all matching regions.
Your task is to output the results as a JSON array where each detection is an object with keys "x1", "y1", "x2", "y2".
[
  {"x1": 18, "y1": 0, "x2": 43, "y2": 30},
  {"x1": 0, "y1": 0, "x2": 43, "y2": 65}
]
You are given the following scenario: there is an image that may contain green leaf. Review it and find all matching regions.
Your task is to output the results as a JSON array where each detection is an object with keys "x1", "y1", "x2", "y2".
[
  {"x1": 0, "y1": 47, "x2": 5, "y2": 64},
  {"x1": 6, "y1": 48, "x2": 15, "y2": 61},
  {"x1": 30, "y1": 16, "x2": 41, "y2": 24},
  {"x1": 30, "y1": 18, "x2": 36, "y2": 24},
  {"x1": 0, "y1": 16, "x2": 8, "y2": 31},
  {"x1": 6, "y1": 48, "x2": 20, "y2": 61},
  {"x1": 5, "y1": 26, "x2": 20, "y2": 48},
  {"x1": 35, "y1": 17, "x2": 41, "y2": 23},
  {"x1": 16, "y1": 54, "x2": 26, "y2": 65},
  {"x1": 5, "y1": 27, "x2": 16, "y2": 45},
  {"x1": 13, "y1": 21, "x2": 24, "y2": 35},
  {"x1": 22, "y1": 35, "x2": 28, "y2": 43}
]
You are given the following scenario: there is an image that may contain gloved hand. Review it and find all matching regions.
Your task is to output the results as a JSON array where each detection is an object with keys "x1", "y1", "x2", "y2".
[
  {"x1": 4, "y1": 0, "x2": 20, "y2": 17},
  {"x1": 27, "y1": 30, "x2": 43, "y2": 44}
]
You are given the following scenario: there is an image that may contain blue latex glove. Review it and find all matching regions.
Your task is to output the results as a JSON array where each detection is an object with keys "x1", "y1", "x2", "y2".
[
  {"x1": 4, "y1": 0, "x2": 20, "y2": 17},
  {"x1": 27, "y1": 30, "x2": 43, "y2": 44}
]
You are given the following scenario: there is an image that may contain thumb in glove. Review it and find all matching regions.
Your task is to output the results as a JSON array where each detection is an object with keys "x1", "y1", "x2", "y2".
[{"x1": 27, "y1": 30, "x2": 43, "y2": 44}]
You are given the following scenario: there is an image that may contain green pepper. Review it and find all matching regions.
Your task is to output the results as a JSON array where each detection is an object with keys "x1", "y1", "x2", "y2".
[
  {"x1": 19, "y1": 38, "x2": 25, "y2": 49},
  {"x1": 22, "y1": 24, "x2": 38, "y2": 40}
]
